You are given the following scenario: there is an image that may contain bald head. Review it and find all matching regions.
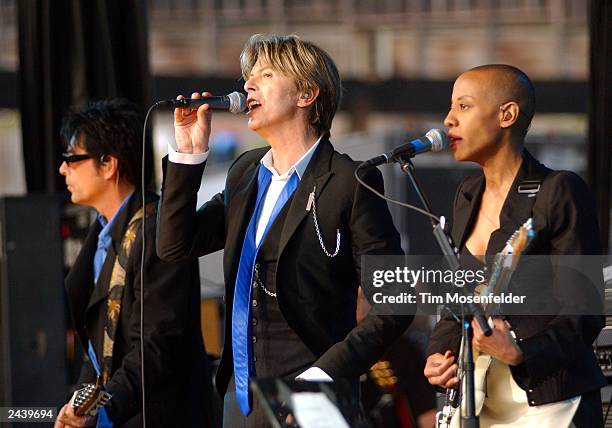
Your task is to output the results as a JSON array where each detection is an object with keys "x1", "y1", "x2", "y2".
[{"x1": 462, "y1": 64, "x2": 535, "y2": 138}]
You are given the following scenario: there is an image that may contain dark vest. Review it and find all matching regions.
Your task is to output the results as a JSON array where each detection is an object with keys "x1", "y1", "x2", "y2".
[{"x1": 250, "y1": 193, "x2": 317, "y2": 379}]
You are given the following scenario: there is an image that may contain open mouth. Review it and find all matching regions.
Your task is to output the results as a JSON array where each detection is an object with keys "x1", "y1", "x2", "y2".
[
  {"x1": 448, "y1": 135, "x2": 462, "y2": 146},
  {"x1": 247, "y1": 99, "x2": 261, "y2": 113}
]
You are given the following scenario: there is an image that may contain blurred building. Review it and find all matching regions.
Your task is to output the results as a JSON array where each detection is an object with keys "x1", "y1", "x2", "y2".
[
  {"x1": 0, "y1": 0, "x2": 590, "y2": 78},
  {"x1": 147, "y1": 0, "x2": 588, "y2": 80},
  {"x1": 0, "y1": 0, "x2": 596, "y2": 278}
]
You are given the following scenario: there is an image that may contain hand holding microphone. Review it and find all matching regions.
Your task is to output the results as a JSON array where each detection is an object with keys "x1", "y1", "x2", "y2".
[
  {"x1": 167, "y1": 91, "x2": 246, "y2": 155},
  {"x1": 172, "y1": 92, "x2": 214, "y2": 155}
]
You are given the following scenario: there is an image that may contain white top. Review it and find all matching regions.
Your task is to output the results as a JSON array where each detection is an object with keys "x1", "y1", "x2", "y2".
[{"x1": 254, "y1": 138, "x2": 320, "y2": 246}]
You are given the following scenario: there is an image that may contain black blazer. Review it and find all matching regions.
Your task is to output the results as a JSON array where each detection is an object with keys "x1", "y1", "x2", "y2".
[
  {"x1": 157, "y1": 138, "x2": 412, "y2": 396},
  {"x1": 65, "y1": 192, "x2": 215, "y2": 427},
  {"x1": 427, "y1": 150, "x2": 606, "y2": 406}
]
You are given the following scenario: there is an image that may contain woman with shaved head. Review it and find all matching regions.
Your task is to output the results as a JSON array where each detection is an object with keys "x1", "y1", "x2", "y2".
[{"x1": 424, "y1": 65, "x2": 605, "y2": 427}]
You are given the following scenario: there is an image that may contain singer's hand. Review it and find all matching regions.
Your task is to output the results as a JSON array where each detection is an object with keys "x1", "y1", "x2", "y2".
[
  {"x1": 424, "y1": 351, "x2": 459, "y2": 388},
  {"x1": 174, "y1": 92, "x2": 211, "y2": 154},
  {"x1": 472, "y1": 318, "x2": 523, "y2": 366}
]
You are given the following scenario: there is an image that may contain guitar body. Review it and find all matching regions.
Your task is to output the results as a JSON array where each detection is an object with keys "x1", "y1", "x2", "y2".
[
  {"x1": 439, "y1": 219, "x2": 538, "y2": 428},
  {"x1": 449, "y1": 339, "x2": 492, "y2": 428},
  {"x1": 448, "y1": 350, "x2": 581, "y2": 427}
]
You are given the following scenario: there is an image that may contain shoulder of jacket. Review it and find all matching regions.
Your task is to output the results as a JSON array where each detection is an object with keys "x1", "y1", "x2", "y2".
[
  {"x1": 460, "y1": 174, "x2": 483, "y2": 190},
  {"x1": 542, "y1": 169, "x2": 586, "y2": 188},
  {"x1": 453, "y1": 174, "x2": 482, "y2": 199}
]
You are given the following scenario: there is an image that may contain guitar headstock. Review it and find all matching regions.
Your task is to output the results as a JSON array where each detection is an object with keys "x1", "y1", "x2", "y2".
[
  {"x1": 70, "y1": 380, "x2": 112, "y2": 417},
  {"x1": 502, "y1": 218, "x2": 535, "y2": 271}
]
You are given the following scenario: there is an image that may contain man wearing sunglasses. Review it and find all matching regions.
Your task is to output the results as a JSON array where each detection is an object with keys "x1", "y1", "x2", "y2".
[{"x1": 55, "y1": 99, "x2": 216, "y2": 428}]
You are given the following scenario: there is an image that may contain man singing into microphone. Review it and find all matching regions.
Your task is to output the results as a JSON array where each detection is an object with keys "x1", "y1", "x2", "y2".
[{"x1": 156, "y1": 34, "x2": 412, "y2": 426}]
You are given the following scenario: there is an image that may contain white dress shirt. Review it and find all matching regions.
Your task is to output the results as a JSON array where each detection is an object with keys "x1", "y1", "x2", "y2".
[{"x1": 254, "y1": 139, "x2": 320, "y2": 246}]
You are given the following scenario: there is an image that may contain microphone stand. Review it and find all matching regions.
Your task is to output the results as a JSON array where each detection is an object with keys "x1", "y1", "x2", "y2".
[{"x1": 397, "y1": 157, "x2": 487, "y2": 428}]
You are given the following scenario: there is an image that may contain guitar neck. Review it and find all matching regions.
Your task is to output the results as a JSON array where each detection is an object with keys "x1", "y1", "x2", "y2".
[{"x1": 483, "y1": 267, "x2": 515, "y2": 317}]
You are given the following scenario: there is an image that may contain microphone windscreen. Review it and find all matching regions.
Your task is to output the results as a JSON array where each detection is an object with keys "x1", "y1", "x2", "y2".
[
  {"x1": 228, "y1": 92, "x2": 247, "y2": 114},
  {"x1": 426, "y1": 129, "x2": 448, "y2": 152}
]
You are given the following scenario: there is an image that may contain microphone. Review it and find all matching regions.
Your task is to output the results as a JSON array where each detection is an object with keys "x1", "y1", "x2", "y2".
[
  {"x1": 156, "y1": 92, "x2": 247, "y2": 114},
  {"x1": 360, "y1": 129, "x2": 448, "y2": 168}
]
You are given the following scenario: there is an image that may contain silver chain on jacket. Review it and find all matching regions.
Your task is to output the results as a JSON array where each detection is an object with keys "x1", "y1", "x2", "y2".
[
  {"x1": 253, "y1": 263, "x2": 276, "y2": 298},
  {"x1": 309, "y1": 186, "x2": 340, "y2": 257},
  {"x1": 252, "y1": 185, "x2": 341, "y2": 300}
]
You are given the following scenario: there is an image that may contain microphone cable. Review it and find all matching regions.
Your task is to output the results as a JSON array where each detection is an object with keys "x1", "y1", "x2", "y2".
[
  {"x1": 136, "y1": 95, "x2": 244, "y2": 426},
  {"x1": 138, "y1": 102, "x2": 159, "y2": 428},
  {"x1": 354, "y1": 164, "x2": 440, "y2": 223}
]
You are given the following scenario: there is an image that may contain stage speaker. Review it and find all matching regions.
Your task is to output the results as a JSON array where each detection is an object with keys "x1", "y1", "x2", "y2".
[{"x1": 0, "y1": 196, "x2": 67, "y2": 408}]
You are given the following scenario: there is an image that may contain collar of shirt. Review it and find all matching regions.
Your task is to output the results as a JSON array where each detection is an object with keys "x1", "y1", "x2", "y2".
[
  {"x1": 96, "y1": 192, "x2": 134, "y2": 251},
  {"x1": 259, "y1": 135, "x2": 322, "y2": 182}
]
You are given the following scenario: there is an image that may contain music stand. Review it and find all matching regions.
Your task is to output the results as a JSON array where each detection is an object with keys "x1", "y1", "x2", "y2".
[{"x1": 251, "y1": 378, "x2": 370, "y2": 428}]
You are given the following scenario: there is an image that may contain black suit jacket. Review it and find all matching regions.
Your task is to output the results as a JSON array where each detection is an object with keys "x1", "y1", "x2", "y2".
[
  {"x1": 65, "y1": 192, "x2": 215, "y2": 427},
  {"x1": 157, "y1": 139, "x2": 412, "y2": 396},
  {"x1": 427, "y1": 150, "x2": 606, "y2": 407}
]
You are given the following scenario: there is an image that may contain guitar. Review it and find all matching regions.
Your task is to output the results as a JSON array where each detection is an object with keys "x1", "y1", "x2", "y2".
[
  {"x1": 69, "y1": 378, "x2": 112, "y2": 417},
  {"x1": 435, "y1": 219, "x2": 534, "y2": 428}
]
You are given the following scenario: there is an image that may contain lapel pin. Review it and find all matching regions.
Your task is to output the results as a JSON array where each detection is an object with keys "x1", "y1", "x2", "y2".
[{"x1": 306, "y1": 186, "x2": 316, "y2": 212}]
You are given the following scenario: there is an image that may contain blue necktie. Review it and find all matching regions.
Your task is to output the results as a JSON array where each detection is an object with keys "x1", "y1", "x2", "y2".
[
  {"x1": 232, "y1": 165, "x2": 300, "y2": 415},
  {"x1": 92, "y1": 227, "x2": 114, "y2": 427},
  {"x1": 86, "y1": 343, "x2": 113, "y2": 427}
]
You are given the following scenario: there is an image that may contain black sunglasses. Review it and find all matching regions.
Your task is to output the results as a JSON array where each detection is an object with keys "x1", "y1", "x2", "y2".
[{"x1": 61, "y1": 153, "x2": 95, "y2": 164}]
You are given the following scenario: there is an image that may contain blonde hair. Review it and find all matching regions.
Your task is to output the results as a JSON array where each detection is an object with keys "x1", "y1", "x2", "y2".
[{"x1": 240, "y1": 34, "x2": 342, "y2": 138}]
